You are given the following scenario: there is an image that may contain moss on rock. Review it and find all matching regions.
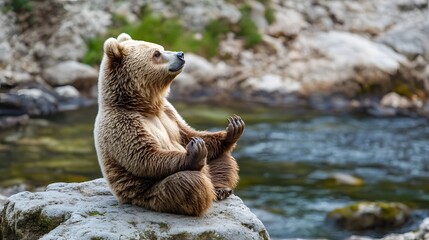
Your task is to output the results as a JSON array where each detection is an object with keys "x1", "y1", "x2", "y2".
[{"x1": 327, "y1": 201, "x2": 410, "y2": 231}]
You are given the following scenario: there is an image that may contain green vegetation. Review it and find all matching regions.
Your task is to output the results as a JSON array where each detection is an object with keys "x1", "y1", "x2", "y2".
[
  {"x1": 328, "y1": 202, "x2": 410, "y2": 230},
  {"x1": 2, "y1": 0, "x2": 32, "y2": 13},
  {"x1": 238, "y1": 5, "x2": 263, "y2": 48},
  {"x1": 264, "y1": 6, "x2": 275, "y2": 24},
  {"x1": 257, "y1": 0, "x2": 276, "y2": 24},
  {"x1": 83, "y1": 6, "x2": 263, "y2": 66},
  {"x1": 88, "y1": 211, "x2": 104, "y2": 216},
  {"x1": 83, "y1": 9, "x2": 230, "y2": 65},
  {"x1": 164, "y1": 232, "x2": 191, "y2": 240},
  {"x1": 259, "y1": 230, "x2": 270, "y2": 240},
  {"x1": 141, "y1": 230, "x2": 157, "y2": 240}
]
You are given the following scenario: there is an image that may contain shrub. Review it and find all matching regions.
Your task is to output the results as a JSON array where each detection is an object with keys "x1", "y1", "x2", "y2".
[{"x1": 238, "y1": 5, "x2": 262, "y2": 48}]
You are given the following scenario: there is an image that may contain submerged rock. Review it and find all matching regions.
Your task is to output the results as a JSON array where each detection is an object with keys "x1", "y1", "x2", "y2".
[
  {"x1": 327, "y1": 202, "x2": 410, "y2": 231},
  {"x1": 0, "y1": 178, "x2": 269, "y2": 240},
  {"x1": 328, "y1": 173, "x2": 364, "y2": 186}
]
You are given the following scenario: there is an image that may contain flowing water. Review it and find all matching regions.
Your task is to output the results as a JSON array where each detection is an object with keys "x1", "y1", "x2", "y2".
[{"x1": 1, "y1": 102, "x2": 429, "y2": 240}]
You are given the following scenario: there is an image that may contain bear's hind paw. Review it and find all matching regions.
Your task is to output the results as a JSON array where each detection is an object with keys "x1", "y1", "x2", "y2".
[{"x1": 215, "y1": 188, "x2": 233, "y2": 201}]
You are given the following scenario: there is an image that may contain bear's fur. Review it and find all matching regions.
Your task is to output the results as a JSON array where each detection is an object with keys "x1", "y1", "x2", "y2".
[{"x1": 94, "y1": 33, "x2": 245, "y2": 216}]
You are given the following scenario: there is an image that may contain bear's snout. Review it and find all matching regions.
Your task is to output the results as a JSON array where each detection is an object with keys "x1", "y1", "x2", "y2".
[
  {"x1": 168, "y1": 51, "x2": 185, "y2": 73},
  {"x1": 177, "y1": 51, "x2": 184, "y2": 61}
]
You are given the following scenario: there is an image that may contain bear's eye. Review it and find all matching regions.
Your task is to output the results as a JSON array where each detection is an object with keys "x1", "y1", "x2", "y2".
[{"x1": 153, "y1": 50, "x2": 161, "y2": 58}]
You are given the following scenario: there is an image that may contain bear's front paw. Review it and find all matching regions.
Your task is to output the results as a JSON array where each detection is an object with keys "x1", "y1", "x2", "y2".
[
  {"x1": 225, "y1": 115, "x2": 245, "y2": 144},
  {"x1": 186, "y1": 137, "x2": 208, "y2": 170}
]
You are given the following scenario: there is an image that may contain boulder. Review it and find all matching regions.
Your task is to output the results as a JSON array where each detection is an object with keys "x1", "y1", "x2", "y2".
[
  {"x1": 0, "y1": 178, "x2": 270, "y2": 240},
  {"x1": 348, "y1": 217, "x2": 429, "y2": 240},
  {"x1": 378, "y1": 19, "x2": 429, "y2": 60},
  {"x1": 43, "y1": 61, "x2": 98, "y2": 91},
  {"x1": 267, "y1": 8, "x2": 308, "y2": 37},
  {"x1": 54, "y1": 85, "x2": 80, "y2": 99},
  {"x1": 285, "y1": 31, "x2": 407, "y2": 97},
  {"x1": 182, "y1": 53, "x2": 216, "y2": 81},
  {"x1": 327, "y1": 202, "x2": 410, "y2": 231},
  {"x1": 380, "y1": 92, "x2": 413, "y2": 109},
  {"x1": 0, "y1": 86, "x2": 58, "y2": 117},
  {"x1": 243, "y1": 74, "x2": 302, "y2": 94}
]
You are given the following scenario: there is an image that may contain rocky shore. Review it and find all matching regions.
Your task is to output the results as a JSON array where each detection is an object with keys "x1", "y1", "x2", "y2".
[{"x1": 0, "y1": 179, "x2": 269, "y2": 240}]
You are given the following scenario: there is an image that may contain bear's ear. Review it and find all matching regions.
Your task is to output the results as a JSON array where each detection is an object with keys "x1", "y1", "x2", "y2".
[
  {"x1": 104, "y1": 38, "x2": 123, "y2": 59},
  {"x1": 117, "y1": 33, "x2": 132, "y2": 43}
]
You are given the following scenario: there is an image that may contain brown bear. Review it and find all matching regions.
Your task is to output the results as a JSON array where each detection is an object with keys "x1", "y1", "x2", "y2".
[{"x1": 94, "y1": 33, "x2": 245, "y2": 216}]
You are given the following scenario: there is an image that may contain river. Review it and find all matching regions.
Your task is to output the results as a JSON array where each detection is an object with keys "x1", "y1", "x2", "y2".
[{"x1": 1, "y1": 102, "x2": 428, "y2": 240}]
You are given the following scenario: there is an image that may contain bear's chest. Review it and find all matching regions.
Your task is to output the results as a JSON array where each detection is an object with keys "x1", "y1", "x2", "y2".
[{"x1": 142, "y1": 112, "x2": 184, "y2": 151}]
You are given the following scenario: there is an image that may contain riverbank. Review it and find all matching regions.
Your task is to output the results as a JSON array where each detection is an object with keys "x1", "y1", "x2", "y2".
[{"x1": 1, "y1": 0, "x2": 429, "y2": 130}]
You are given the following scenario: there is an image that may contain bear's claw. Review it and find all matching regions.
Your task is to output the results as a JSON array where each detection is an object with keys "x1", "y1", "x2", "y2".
[
  {"x1": 225, "y1": 115, "x2": 245, "y2": 144},
  {"x1": 215, "y1": 188, "x2": 233, "y2": 201},
  {"x1": 186, "y1": 137, "x2": 207, "y2": 170}
]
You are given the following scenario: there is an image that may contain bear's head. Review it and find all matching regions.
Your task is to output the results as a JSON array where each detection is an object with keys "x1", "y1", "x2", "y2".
[{"x1": 99, "y1": 33, "x2": 185, "y2": 113}]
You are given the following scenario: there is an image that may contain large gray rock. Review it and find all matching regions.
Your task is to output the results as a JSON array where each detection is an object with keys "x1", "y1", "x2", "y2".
[
  {"x1": 43, "y1": 61, "x2": 98, "y2": 90},
  {"x1": 0, "y1": 178, "x2": 269, "y2": 240},
  {"x1": 378, "y1": 19, "x2": 429, "y2": 60},
  {"x1": 284, "y1": 31, "x2": 407, "y2": 97}
]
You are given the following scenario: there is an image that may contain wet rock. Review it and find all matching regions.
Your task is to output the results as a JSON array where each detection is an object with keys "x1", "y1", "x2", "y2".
[
  {"x1": 54, "y1": 86, "x2": 80, "y2": 99},
  {"x1": 0, "y1": 178, "x2": 269, "y2": 240},
  {"x1": 348, "y1": 217, "x2": 429, "y2": 240},
  {"x1": 327, "y1": 202, "x2": 410, "y2": 231},
  {"x1": 43, "y1": 61, "x2": 98, "y2": 90},
  {"x1": 380, "y1": 92, "x2": 413, "y2": 109},
  {"x1": 368, "y1": 92, "x2": 421, "y2": 117},
  {"x1": 328, "y1": 173, "x2": 364, "y2": 186},
  {"x1": 0, "y1": 86, "x2": 58, "y2": 117},
  {"x1": 0, "y1": 115, "x2": 29, "y2": 130}
]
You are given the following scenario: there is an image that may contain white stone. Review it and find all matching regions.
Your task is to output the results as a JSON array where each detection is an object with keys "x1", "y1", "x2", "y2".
[
  {"x1": 268, "y1": 8, "x2": 308, "y2": 37},
  {"x1": 0, "y1": 179, "x2": 269, "y2": 240},
  {"x1": 43, "y1": 61, "x2": 98, "y2": 86},
  {"x1": 330, "y1": 173, "x2": 364, "y2": 186},
  {"x1": 243, "y1": 74, "x2": 302, "y2": 94},
  {"x1": 380, "y1": 92, "x2": 412, "y2": 109},
  {"x1": 54, "y1": 85, "x2": 80, "y2": 98}
]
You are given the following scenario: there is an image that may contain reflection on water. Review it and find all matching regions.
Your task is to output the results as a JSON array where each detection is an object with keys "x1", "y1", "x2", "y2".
[{"x1": 1, "y1": 102, "x2": 429, "y2": 239}]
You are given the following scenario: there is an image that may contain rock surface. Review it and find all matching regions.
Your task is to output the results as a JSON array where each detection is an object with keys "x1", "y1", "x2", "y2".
[
  {"x1": 43, "y1": 61, "x2": 98, "y2": 89},
  {"x1": 0, "y1": 178, "x2": 269, "y2": 240},
  {"x1": 348, "y1": 217, "x2": 429, "y2": 240},
  {"x1": 327, "y1": 202, "x2": 410, "y2": 231}
]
